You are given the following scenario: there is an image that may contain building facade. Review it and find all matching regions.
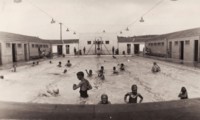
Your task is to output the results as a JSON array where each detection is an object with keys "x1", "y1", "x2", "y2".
[
  {"x1": 49, "y1": 39, "x2": 79, "y2": 55},
  {"x1": 3, "y1": 27, "x2": 200, "y2": 65},
  {"x1": 118, "y1": 36, "x2": 155, "y2": 55},
  {"x1": 0, "y1": 32, "x2": 51, "y2": 65},
  {"x1": 145, "y1": 27, "x2": 200, "y2": 63}
]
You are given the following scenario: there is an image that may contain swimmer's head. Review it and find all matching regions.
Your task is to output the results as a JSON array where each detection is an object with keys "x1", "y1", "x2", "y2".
[
  {"x1": 89, "y1": 70, "x2": 92, "y2": 74},
  {"x1": 153, "y1": 62, "x2": 157, "y2": 65},
  {"x1": 181, "y1": 87, "x2": 187, "y2": 93},
  {"x1": 77, "y1": 71, "x2": 84, "y2": 80},
  {"x1": 131, "y1": 84, "x2": 137, "y2": 93},
  {"x1": 101, "y1": 66, "x2": 104, "y2": 70},
  {"x1": 113, "y1": 67, "x2": 116, "y2": 70},
  {"x1": 68, "y1": 60, "x2": 70, "y2": 63},
  {"x1": 101, "y1": 94, "x2": 108, "y2": 104},
  {"x1": 121, "y1": 63, "x2": 124, "y2": 66}
]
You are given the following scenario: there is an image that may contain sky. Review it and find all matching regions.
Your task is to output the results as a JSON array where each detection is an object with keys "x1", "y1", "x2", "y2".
[{"x1": 0, "y1": 0, "x2": 200, "y2": 39}]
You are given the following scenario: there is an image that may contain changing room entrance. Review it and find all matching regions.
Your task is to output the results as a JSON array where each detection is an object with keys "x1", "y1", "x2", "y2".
[
  {"x1": 134, "y1": 44, "x2": 140, "y2": 54},
  {"x1": 194, "y1": 40, "x2": 198, "y2": 62},
  {"x1": 57, "y1": 45, "x2": 63, "y2": 55},
  {"x1": 66, "y1": 45, "x2": 70, "y2": 54},
  {"x1": 180, "y1": 41, "x2": 184, "y2": 60},
  {"x1": 12, "y1": 43, "x2": 17, "y2": 62}
]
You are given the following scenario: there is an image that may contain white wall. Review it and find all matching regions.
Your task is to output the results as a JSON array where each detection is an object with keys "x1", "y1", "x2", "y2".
[
  {"x1": 52, "y1": 43, "x2": 78, "y2": 55},
  {"x1": 52, "y1": 45, "x2": 57, "y2": 53},
  {"x1": 134, "y1": 42, "x2": 145, "y2": 52},
  {"x1": 1, "y1": 39, "x2": 30, "y2": 64},
  {"x1": 118, "y1": 42, "x2": 145, "y2": 55},
  {"x1": 169, "y1": 36, "x2": 199, "y2": 62}
]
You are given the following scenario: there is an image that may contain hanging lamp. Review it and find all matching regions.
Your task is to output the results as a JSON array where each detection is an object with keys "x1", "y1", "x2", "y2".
[
  {"x1": 140, "y1": 17, "x2": 144, "y2": 22},
  {"x1": 51, "y1": 18, "x2": 55, "y2": 24}
]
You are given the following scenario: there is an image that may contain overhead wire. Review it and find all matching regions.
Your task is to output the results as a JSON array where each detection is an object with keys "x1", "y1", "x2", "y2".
[
  {"x1": 23, "y1": 0, "x2": 78, "y2": 35},
  {"x1": 117, "y1": 0, "x2": 166, "y2": 36},
  {"x1": 19, "y1": 0, "x2": 168, "y2": 37}
]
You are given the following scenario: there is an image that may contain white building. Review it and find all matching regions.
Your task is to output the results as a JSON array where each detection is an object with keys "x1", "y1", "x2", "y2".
[
  {"x1": 49, "y1": 39, "x2": 79, "y2": 56},
  {"x1": 42, "y1": 34, "x2": 153, "y2": 57},
  {"x1": 117, "y1": 36, "x2": 151, "y2": 55},
  {"x1": 0, "y1": 32, "x2": 51, "y2": 65}
]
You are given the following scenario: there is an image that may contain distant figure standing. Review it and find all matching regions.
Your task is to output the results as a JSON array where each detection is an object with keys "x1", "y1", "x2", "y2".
[
  {"x1": 167, "y1": 48, "x2": 171, "y2": 58},
  {"x1": 124, "y1": 84, "x2": 143, "y2": 103},
  {"x1": 47, "y1": 51, "x2": 52, "y2": 58},
  {"x1": 83, "y1": 47, "x2": 86, "y2": 55},
  {"x1": 38, "y1": 47, "x2": 42, "y2": 57},
  {"x1": 74, "y1": 47, "x2": 77, "y2": 55},
  {"x1": 42, "y1": 50, "x2": 46, "y2": 58},
  {"x1": 115, "y1": 49, "x2": 119, "y2": 55},
  {"x1": 65, "y1": 60, "x2": 72, "y2": 67},
  {"x1": 178, "y1": 87, "x2": 188, "y2": 99},
  {"x1": 143, "y1": 47, "x2": 150, "y2": 56},
  {"x1": 97, "y1": 48, "x2": 101, "y2": 56},
  {"x1": 13, "y1": 64, "x2": 17, "y2": 72},
  {"x1": 98, "y1": 94, "x2": 111, "y2": 104},
  {"x1": 122, "y1": 51, "x2": 126, "y2": 56},
  {"x1": 79, "y1": 50, "x2": 82, "y2": 55},
  {"x1": 32, "y1": 62, "x2": 35, "y2": 66},
  {"x1": 151, "y1": 62, "x2": 161, "y2": 73},
  {"x1": 112, "y1": 46, "x2": 115, "y2": 55},
  {"x1": 73, "y1": 71, "x2": 92, "y2": 98}
]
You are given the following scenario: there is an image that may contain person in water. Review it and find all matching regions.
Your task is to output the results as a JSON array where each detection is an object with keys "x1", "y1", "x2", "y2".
[
  {"x1": 113, "y1": 67, "x2": 119, "y2": 74},
  {"x1": 73, "y1": 71, "x2": 92, "y2": 98},
  {"x1": 98, "y1": 94, "x2": 111, "y2": 104},
  {"x1": 98, "y1": 66, "x2": 105, "y2": 80},
  {"x1": 178, "y1": 86, "x2": 188, "y2": 99},
  {"x1": 57, "y1": 61, "x2": 62, "y2": 67},
  {"x1": 120, "y1": 63, "x2": 125, "y2": 71},
  {"x1": 151, "y1": 62, "x2": 161, "y2": 73},
  {"x1": 124, "y1": 84, "x2": 143, "y2": 103},
  {"x1": 65, "y1": 60, "x2": 72, "y2": 67},
  {"x1": 85, "y1": 69, "x2": 93, "y2": 77}
]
